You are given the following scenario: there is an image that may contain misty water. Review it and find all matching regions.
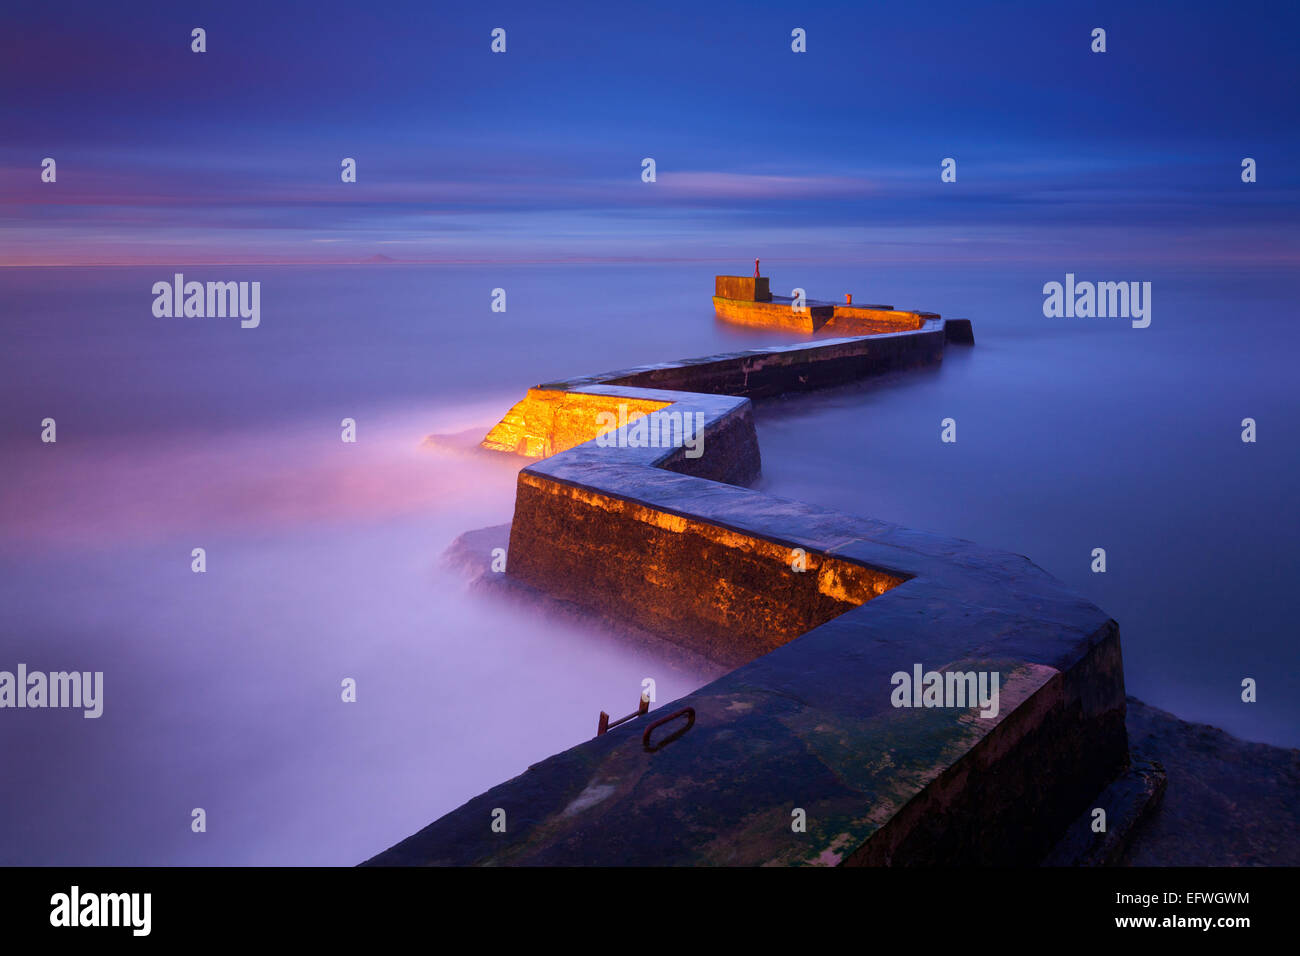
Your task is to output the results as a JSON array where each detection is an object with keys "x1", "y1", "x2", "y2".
[{"x1": 1, "y1": 263, "x2": 1295, "y2": 865}]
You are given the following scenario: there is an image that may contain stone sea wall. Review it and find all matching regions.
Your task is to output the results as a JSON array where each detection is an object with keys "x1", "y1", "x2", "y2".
[{"x1": 366, "y1": 312, "x2": 1144, "y2": 866}]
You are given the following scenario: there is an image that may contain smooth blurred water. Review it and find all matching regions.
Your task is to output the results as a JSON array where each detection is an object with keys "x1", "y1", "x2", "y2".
[{"x1": 1, "y1": 262, "x2": 1296, "y2": 865}]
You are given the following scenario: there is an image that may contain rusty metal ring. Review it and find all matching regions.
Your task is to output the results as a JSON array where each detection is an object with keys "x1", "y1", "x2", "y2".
[{"x1": 642, "y1": 707, "x2": 695, "y2": 752}]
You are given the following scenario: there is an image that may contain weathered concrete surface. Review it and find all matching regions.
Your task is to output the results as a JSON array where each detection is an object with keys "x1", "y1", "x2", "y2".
[
  {"x1": 715, "y1": 275, "x2": 772, "y2": 302},
  {"x1": 713, "y1": 295, "x2": 835, "y2": 332},
  {"x1": 508, "y1": 471, "x2": 905, "y2": 668},
  {"x1": 482, "y1": 388, "x2": 668, "y2": 458},
  {"x1": 822, "y1": 304, "x2": 925, "y2": 334},
  {"x1": 367, "y1": 307, "x2": 1143, "y2": 866}
]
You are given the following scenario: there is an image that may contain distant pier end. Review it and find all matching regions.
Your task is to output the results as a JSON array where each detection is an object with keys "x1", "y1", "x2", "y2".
[{"x1": 712, "y1": 271, "x2": 974, "y2": 342}]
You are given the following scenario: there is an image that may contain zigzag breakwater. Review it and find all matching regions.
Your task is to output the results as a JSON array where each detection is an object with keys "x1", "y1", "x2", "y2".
[{"x1": 366, "y1": 307, "x2": 1142, "y2": 866}]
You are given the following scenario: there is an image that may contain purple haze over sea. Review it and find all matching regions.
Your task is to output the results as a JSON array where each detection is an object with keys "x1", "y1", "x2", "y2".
[{"x1": 0, "y1": 262, "x2": 1296, "y2": 865}]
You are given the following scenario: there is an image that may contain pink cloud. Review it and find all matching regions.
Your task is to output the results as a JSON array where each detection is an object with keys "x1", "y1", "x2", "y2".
[{"x1": 654, "y1": 171, "x2": 878, "y2": 199}]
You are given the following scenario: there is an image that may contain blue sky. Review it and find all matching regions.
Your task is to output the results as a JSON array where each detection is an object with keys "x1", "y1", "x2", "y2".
[{"x1": 2, "y1": 0, "x2": 1297, "y2": 263}]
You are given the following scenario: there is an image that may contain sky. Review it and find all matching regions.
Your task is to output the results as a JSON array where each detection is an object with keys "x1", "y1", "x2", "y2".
[{"x1": 1, "y1": 0, "x2": 1297, "y2": 264}]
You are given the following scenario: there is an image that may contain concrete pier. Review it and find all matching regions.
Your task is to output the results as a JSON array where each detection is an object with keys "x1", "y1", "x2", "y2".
[
  {"x1": 367, "y1": 309, "x2": 1133, "y2": 866},
  {"x1": 711, "y1": 273, "x2": 945, "y2": 336}
]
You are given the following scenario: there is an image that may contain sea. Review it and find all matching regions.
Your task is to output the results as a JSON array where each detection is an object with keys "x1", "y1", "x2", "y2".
[{"x1": 1, "y1": 262, "x2": 1295, "y2": 864}]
